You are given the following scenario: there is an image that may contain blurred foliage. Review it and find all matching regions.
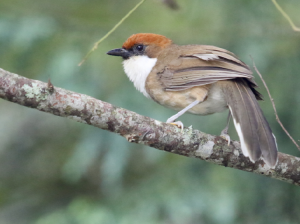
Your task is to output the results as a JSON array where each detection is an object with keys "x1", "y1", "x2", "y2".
[{"x1": 0, "y1": 0, "x2": 300, "y2": 223}]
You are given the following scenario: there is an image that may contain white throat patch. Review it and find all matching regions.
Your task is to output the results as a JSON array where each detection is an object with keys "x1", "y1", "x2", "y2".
[{"x1": 122, "y1": 55, "x2": 157, "y2": 98}]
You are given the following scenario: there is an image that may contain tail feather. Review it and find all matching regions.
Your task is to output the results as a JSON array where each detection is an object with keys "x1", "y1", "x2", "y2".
[
  {"x1": 222, "y1": 79, "x2": 278, "y2": 168},
  {"x1": 255, "y1": 103, "x2": 278, "y2": 167}
]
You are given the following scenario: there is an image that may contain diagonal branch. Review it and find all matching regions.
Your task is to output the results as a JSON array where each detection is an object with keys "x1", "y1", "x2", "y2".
[{"x1": 0, "y1": 67, "x2": 299, "y2": 186}]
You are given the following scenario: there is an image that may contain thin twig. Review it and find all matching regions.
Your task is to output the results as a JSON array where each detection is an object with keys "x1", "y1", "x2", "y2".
[
  {"x1": 272, "y1": 0, "x2": 300, "y2": 32},
  {"x1": 78, "y1": 0, "x2": 146, "y2": 66},
  {"x1": 251, "y1": 58, "x2": 300, "y2": 151}
]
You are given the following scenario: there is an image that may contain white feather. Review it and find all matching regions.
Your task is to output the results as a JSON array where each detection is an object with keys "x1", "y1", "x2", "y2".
[
  {"x1": 193, "y1": 53, "x2": 219, "y2": 61},
  {"x1": 122, "y1": 55, "x2": 157, "y2": 98},
  {"x1": 271, "y1": 133, "x2": 279, "y2": 167},
  {"x1": 229, "y1": 106, "x2": 253, "y2": 161},
  {"x1": 272, "y1": 133, "x2": 278, "y2": 151}
]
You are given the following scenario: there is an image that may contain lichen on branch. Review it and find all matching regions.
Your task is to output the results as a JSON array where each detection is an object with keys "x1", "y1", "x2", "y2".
[{"x1": 0, "y1": 68, "x2": 300, "y2": 186}]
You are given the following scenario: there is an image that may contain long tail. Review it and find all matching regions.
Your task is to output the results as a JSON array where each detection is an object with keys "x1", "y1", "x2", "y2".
[{"x1": 222, "y1": 79, "x2": 278, "y2": 168}]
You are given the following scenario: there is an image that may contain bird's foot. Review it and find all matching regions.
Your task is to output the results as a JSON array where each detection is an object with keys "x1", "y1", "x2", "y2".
[
  {"x1": 220, "y1": 128, "x2": 230, "y2": 146},
  {"x1": 166, "y1": 117, "x2": 184, "y2": 131},
  {"x1": 169, "y1": 121, "x2": 184, "y2": 131}
]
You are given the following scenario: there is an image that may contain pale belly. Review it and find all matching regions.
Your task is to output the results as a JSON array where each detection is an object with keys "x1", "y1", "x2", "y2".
[{"x1": 148, "y1": 83, "x2": 228, "y2": 116}]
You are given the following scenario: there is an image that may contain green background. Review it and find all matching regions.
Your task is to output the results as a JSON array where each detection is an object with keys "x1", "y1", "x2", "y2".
[{"x1": 0, "y1": 0, "x2": 300, "y2": 223}]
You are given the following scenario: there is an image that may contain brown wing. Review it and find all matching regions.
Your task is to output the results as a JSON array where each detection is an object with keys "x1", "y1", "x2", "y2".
[{"x1": 158, "y1": 45, "x2": 255, "y2": 91}]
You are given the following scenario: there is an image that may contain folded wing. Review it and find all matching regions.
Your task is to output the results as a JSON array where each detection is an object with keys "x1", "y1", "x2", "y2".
[{"x1": 158, "y1": 45, "x2": 257, "y2": 95}]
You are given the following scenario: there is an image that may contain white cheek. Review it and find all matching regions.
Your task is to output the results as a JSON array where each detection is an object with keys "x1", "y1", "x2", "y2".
[{"x1": 122, "y1": 56, "x2": 157, "y2": 98}]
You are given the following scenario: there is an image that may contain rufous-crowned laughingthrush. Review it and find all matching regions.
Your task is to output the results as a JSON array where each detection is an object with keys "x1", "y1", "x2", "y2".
[{"x1": 107, "y1": 33, "x2": 278, "y2": 168}]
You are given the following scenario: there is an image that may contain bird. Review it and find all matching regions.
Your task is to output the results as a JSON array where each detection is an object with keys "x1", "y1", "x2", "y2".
[{"x1": 107, "y1": 33, "x2": 278, "y2": 168}]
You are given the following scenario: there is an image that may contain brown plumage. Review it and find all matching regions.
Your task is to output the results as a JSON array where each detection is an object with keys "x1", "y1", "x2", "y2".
[{"x1": 107, "y1": 33, "x2": 278, "y2": 168}]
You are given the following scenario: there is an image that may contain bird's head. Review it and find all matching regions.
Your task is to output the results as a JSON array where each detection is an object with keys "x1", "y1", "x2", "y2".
[
  {"x1": 107, "y1": 33, "x2": 172, "y2": 98},
  {"x1": 107, "y1": 33, "x2": 172, "y2": 59}
]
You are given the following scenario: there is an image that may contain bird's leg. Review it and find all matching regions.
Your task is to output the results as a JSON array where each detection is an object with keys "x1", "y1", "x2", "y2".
[
  {"x1": 166, "y1": 100, "x2": 201, "y2": 130},
  {"x1": 220, "y1": 111, "x2": 232, "y2": 145}
]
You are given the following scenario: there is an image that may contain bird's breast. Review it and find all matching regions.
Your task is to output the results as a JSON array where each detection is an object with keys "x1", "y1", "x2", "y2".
[{"x1": 145, "y1": 72, "x2": 228, "y2": 115}]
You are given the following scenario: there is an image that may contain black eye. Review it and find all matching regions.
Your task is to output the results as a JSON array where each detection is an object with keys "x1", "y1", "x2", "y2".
[{"x1": 135, "y1": 44, "x2": 144, "y2": 51}]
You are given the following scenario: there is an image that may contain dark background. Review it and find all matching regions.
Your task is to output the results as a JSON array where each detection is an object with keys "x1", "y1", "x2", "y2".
[{"x1": 0, "y1": 0, "x2": 300, "y2": 223}]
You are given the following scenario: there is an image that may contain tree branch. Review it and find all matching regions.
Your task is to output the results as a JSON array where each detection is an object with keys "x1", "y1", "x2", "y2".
[{"x1": 0, "y1": 68, "x2": 299, "y2": 185}]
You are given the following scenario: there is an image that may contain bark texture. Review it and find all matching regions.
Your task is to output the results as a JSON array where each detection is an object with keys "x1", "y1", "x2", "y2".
[{"x1": 0, "y1": 68, "x2": 299, "y2": 185}]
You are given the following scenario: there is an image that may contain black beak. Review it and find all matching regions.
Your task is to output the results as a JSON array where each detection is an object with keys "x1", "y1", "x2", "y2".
[{"x1": 107, "y1": 48, "x2": 130, "y2": 59}]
